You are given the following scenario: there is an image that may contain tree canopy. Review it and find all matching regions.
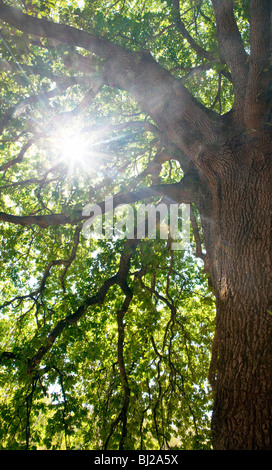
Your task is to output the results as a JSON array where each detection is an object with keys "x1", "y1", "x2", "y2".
[{"x1": 0, "y1": 0, "x2": 256, "y2": 450}]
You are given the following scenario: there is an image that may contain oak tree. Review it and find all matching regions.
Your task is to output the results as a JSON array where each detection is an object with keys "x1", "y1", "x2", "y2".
[{"x1": 0, "y1": 0, "x2": 271, "y2": 450}]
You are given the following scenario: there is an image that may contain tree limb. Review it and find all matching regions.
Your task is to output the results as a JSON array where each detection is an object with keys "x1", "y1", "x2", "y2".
[
  {"x1": 0, "y1": 139, "x2": 33, "y2": 171},
  {"x1": 0, "y1": 1, "x2": 127, "y2": 59},
  {"x1": 244, "y1": 0, "x2": 272, "y2": 129},
  {"x1": 27, "y1": 238, "x2": 138, "y2": 375},
  {"x1": 172, "y1": 0, "x2": 216, "y2": 62},
  {"x1": 0, "y1": 1, "x2": 218, "y2": 156},
  {"x1": 0, "y1": 79, "x2": 84, "y2": 136},
  {"x1": 0, "y1": 179, "x2": 197, "y2": 228},
  {"x1": 211, "y1": 0, "x2": 248, "y2": 115},
  {"x1": 0, "y1": 210, "x2": 75, "y2": 227}
]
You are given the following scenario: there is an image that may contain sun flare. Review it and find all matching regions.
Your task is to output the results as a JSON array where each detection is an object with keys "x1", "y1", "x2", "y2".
[
  {"x1": 59, "y1": 132, "x2": 88, "y2": 162},
  {"x1": 54, "y1": 128, "x2": 89, "y2": 163},
  {"x1": 50, "y1": 122, "x2": 113, "y2": 177}
]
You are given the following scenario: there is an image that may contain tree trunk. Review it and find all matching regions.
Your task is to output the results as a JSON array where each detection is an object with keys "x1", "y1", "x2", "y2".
[{"x1": 199, "y1": 134, "x2": 272, "y2": 449}]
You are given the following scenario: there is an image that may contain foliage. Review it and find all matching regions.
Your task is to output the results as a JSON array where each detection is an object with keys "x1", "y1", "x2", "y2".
[{"x1": 0, "y1": 0, "x2": 218, "y2": 450}]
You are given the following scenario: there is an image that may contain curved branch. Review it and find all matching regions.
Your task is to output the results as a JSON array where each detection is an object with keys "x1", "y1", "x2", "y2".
[
  {"x1": 26, "y1": 277, "x2": 115, "y2": 374},
  {"x1": 0, "y1": 139, "x2": 33, "y2": 171},
  {"x1": 33, "y1": 225, "x2": 82, "y2": 296},
  {"x1": 0, "y1": 226, "x2": 81, "y2": 314},
  {"x1": 110, "y1": 286, "x2": 133, "y2": 450},
  {"x1": 27, "y1": 238, "x2": 138, "y2": 375},
  {"x1": 172, "y1": 0, "x2": 216, "y2": 62}
]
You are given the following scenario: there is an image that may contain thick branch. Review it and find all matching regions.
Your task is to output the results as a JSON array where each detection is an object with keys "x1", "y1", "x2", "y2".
[
  {"x1": 244, "y1": 0, "x2": 272, "y2": 129},
  {"x1": 0, "y1": 179, "x2": 196, "y2": 228},
  {"x1": 0, "y1": 2, "x2": 126, "y2": 59},
  {"x1": 212, "y1": 0, "x2": 248, "y2": 114},
  {"x1": 0, "y1": 210, "x2": 74, "y2": 227},
  {"x1": 0, "y1": 1, "x2": 218, "y2": 157}
]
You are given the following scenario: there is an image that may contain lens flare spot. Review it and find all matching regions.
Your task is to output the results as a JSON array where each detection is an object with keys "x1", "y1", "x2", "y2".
[{"x1": 55, "y1": 129, "x2": 89, "y2": 163}]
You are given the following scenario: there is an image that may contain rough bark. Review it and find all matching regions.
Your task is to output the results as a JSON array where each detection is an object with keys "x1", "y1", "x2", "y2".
[{"x1": 197, "y1": 131, "x2": 272, "y2": 449}]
